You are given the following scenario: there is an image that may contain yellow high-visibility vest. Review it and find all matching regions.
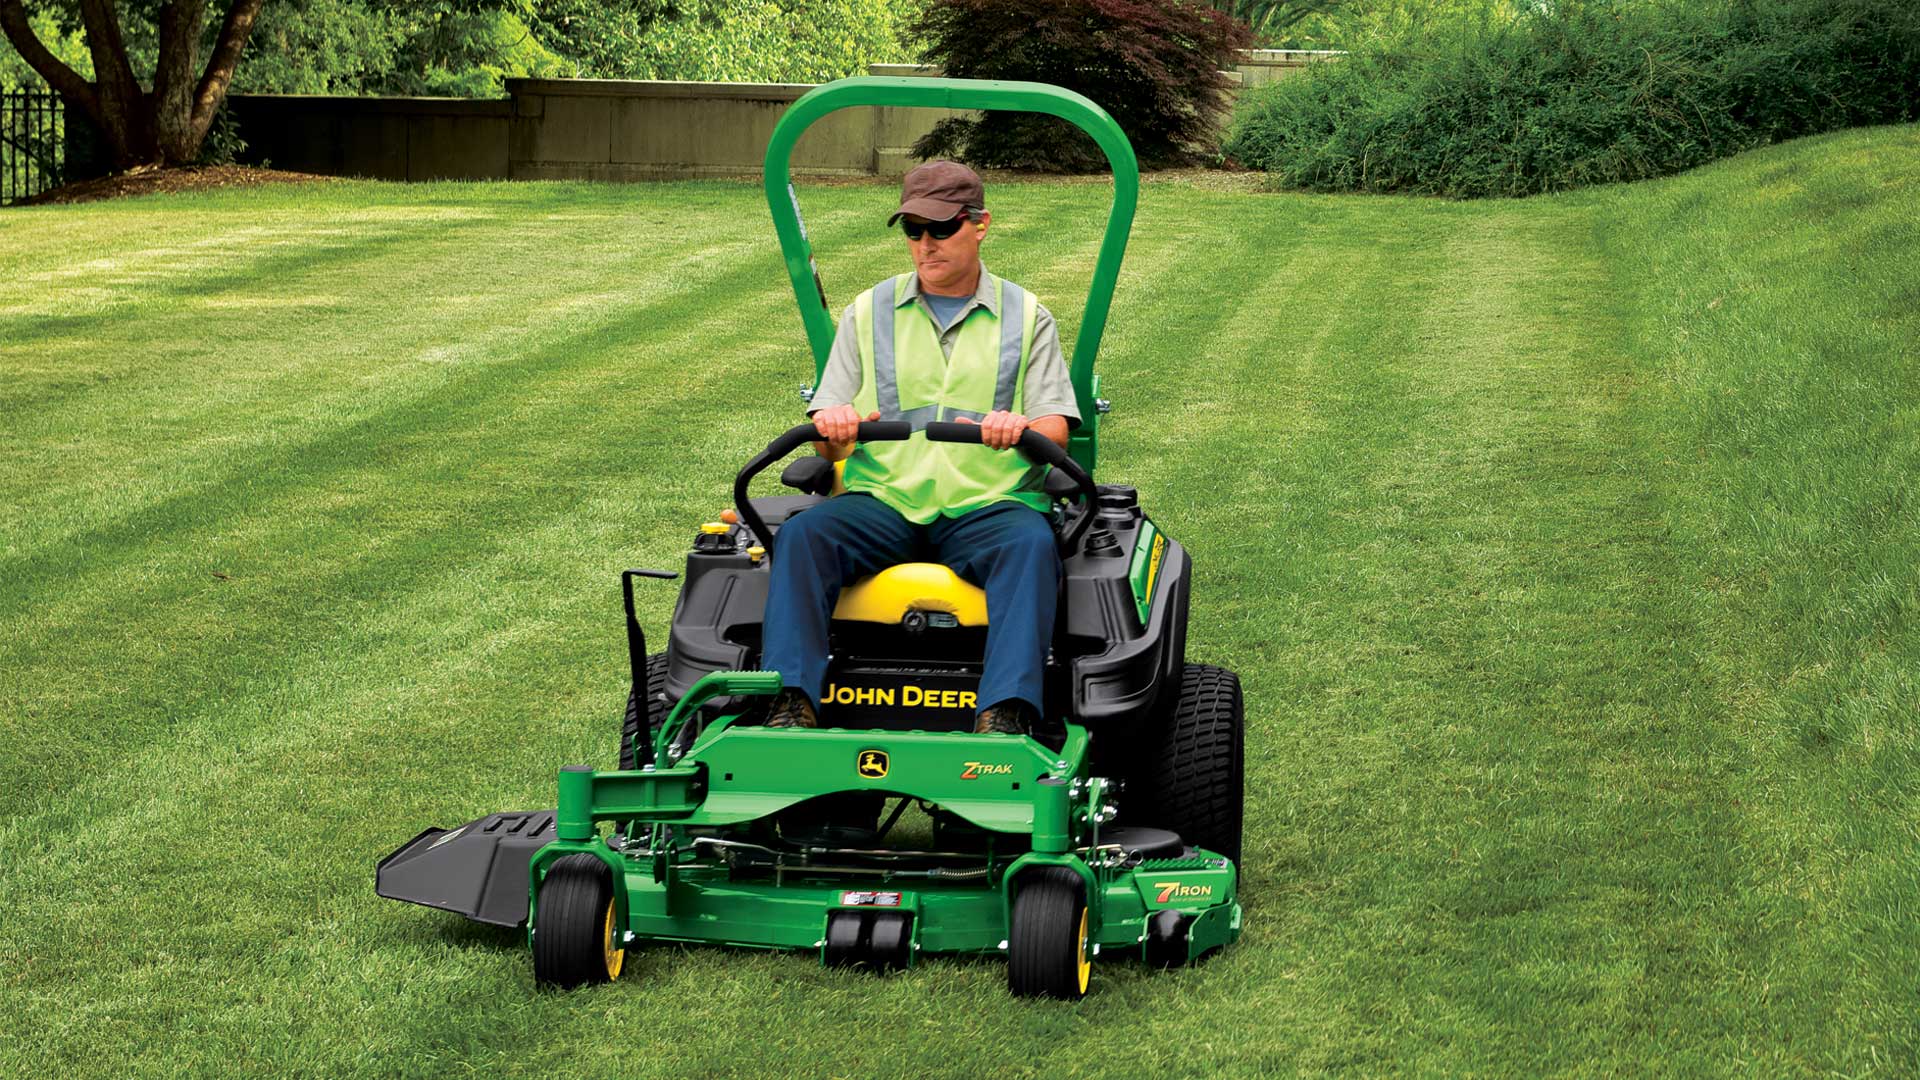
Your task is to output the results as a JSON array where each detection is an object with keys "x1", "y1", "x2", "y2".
[{"x1": 843, "y1": 273, "x2": 1045, "y2": 523}]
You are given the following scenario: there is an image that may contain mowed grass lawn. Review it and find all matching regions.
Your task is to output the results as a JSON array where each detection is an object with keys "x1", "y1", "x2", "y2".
[{"x1": 2, "y1": 125, "x2": 1916, "y2": 1078}]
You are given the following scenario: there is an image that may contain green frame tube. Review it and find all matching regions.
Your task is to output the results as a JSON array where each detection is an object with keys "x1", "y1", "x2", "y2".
[{"x1": 763, "y1": 76, "x2": 1140, "y2": 472}]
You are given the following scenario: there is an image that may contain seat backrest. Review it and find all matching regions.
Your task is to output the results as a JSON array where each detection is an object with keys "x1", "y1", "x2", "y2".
[{"x1": 832, "y1": 563, "x2": 987, "y2": 625}]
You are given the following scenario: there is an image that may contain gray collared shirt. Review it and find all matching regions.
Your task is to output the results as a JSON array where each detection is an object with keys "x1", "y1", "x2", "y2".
[{"x1": 808, "y1": 266, "x2": 1081, "y2": 427}]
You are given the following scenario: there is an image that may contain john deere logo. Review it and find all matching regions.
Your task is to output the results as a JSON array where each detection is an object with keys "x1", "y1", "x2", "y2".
[{"x1": 856, "y1": 750, "x2": 889, "y2": 779}]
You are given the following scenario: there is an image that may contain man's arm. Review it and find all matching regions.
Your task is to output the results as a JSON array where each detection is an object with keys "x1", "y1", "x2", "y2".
[
  {"x1": 1017, "y1": 305, "x2": 1080, "y2": 433},
  {"x1": 1029, "y1": 414, "x2": 1070, "y2": 448},
  {"x1": 964, "y1": 301, "x2": 1077, "y2": 450},
  {"x1": 810, "y1": 305, "x2": 870, "y2": 461}
]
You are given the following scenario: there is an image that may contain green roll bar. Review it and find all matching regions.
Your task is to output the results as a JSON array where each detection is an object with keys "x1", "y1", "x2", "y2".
[{"x1": 763, "y1": 76, "x2": 1139, "y2": 471}]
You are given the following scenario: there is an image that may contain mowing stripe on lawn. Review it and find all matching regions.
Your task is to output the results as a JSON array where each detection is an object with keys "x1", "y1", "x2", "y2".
[
  {"x1": 0, "y1": 185, "x2": 1085, "y2": 818},
  {"x1": 2, "y1": 130, "x2": 1915, "y2": 1077},
  {"x1": 0, "y1": 200, "x2": 870, "y2": 557}
]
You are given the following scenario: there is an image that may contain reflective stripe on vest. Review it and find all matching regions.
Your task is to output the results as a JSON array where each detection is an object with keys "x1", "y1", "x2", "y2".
[
  {"x1": 845, "y1": 272, "x2": 1045, "y2": 524},
  {"x1": 869, "y1": 276, "x2": 938, "y2": 428}
]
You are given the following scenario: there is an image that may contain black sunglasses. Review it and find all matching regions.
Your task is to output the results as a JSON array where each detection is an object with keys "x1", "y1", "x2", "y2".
[{"x1": 901, "y1": 216, "x2": 969, "y2": 241}]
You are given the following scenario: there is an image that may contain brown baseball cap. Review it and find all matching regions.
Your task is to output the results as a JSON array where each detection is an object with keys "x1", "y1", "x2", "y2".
[{"x1": 889, "y1": 160, "x2": 984, "y2": 225}]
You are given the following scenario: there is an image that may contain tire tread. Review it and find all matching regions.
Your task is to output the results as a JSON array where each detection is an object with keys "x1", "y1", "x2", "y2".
[
  {"x1": 1139, "y1": 663, "x2": 1243, "y2": 863},
  {"x1": 618, "y1": 651, "x2": 671, "y2": 770},
  {"x1": 1007, "y1": 867, "x2": 1088, "y2": 1000},
  {"x1": 532, "y1": 853, "x2": 617, "y2": 988}
]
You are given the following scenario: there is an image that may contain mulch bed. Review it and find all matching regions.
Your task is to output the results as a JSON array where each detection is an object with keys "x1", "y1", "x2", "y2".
[
  {"x1": 16, "y1": 162, "x2": 1261, "y2": 207},
  {"x1": 18, "y1": 164, "x2": 341, "y2": 206}
]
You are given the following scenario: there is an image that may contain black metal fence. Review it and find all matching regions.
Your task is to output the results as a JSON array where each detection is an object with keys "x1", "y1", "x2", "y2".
[{"x1": 2, "y1": 91, "x2": 64, "y2": 206}]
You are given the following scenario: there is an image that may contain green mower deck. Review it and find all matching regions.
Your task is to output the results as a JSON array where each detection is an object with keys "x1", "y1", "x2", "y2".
[{"x1": 528, "y1": 673, "x2": 1240, "y2": 978}]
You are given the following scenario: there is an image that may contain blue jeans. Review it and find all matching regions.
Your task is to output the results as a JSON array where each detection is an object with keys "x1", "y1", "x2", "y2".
[{"x1": 760, "y1": 493, "x2": 1059, "y2": 718}]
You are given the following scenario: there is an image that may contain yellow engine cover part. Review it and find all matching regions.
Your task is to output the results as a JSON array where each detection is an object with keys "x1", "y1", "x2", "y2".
[{"x1": 832, "y1": 563, "x2": 988, "y2": 626}]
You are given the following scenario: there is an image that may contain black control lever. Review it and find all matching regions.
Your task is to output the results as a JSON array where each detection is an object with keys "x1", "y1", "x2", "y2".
[{"x1": 734, "y1": 421, "x2": 912, "y2": 551}]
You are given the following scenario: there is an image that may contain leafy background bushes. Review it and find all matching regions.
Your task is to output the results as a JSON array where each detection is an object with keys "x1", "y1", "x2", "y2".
[
  {"x1": 11, "y1": 0, "x2": 1912, "y2": 189},
  {"x1": 911, "y1": 0, "x2": 1252, "y2": 171},
  {"x1": 1226, "y1": 0, "x2": 1920, "y2": 197}
]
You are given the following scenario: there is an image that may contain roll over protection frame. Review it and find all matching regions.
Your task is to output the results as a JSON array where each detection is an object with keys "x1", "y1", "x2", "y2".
[{"x1": 764, "y1": 77, "x2": 1140, "y2": 474}]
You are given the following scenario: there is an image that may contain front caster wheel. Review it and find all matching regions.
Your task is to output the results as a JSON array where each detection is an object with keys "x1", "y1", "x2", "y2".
[
  {"x1": 1008, "y1": 868, "x2": 1090, "y2": 1000},
  {"x1": 533, "y1": 853, "x2": 624, "y2": 988}
]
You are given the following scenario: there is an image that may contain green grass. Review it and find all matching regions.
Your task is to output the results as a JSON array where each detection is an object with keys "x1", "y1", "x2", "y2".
[{"x1": 2, "y1": 124, "x2": 1915, "y2": 1078}]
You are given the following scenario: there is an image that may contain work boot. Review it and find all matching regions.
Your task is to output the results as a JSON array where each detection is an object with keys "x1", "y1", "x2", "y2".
[
  {"x1": 974, "y1": 701, "x2": 1029, "y2": 735},
  {"x1": 766, "y1": 689, "x2": 818, "y2": 728}
]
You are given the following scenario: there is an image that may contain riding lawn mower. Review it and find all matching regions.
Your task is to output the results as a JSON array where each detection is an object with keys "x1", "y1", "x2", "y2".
[{"x1": 376, "y1": 76, "x2": 1245, "y2": 1000}]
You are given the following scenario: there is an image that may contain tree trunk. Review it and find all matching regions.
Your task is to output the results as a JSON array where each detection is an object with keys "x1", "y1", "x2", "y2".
[
  {"x1": 0, "y1": 0, "x2": 263, "y2": 170},
  {"x1": 154, "y1": 2, "x2": 210, "y2": 164},
  {"x1": 76, "y1": 0, "x2": 156, "y2": 168},
  {"x1": 183, "y1": 0, "x2": 264, "y2": 161}
]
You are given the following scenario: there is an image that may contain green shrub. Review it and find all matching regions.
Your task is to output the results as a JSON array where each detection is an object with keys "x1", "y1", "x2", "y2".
[
  {"x1": 1226, "y1": 0, "x2": 1920, "y2": 197},
  {"x1": 911, "y1": 0, "x2": 1253, "y2": 172}
]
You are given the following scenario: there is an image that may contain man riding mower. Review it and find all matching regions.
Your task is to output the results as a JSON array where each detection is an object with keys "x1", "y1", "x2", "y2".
[{"x1": 375, "y1": 77, "x2": 1245, "y2": 1001}]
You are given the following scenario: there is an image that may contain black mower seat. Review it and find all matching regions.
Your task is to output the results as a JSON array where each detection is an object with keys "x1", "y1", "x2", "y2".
[{"x1": 833, "y1": 563, "x2": 987, "y2": 626}]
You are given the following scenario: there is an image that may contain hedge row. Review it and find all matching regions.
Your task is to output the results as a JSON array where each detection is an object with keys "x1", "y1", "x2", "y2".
[{"x1": 1226, "y1": 0, "x2": 1920, "y2": 198}]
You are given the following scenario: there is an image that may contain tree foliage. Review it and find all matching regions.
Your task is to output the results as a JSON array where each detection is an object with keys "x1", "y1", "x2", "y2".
[
  {"x1": 1, "y1": 0, "x2": 913, "y2": 170},
  {"x1": 531, "y1": 0, "x2": 909, "y2": 84},
  {"x1": 224, "y1": 0, "x2": 912, "y2": 96},
  {"x1": 1256, "y1": 0, "x2": 1514, "y2": 51},
  {"x1": 1208, "y1": 0, "x2": 1349, "y2": 43},
  {"x1": 911, "y1": 0, "x2": 1253, "y2": 172}
]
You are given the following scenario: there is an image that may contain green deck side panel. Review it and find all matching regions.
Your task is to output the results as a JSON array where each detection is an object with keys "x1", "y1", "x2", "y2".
[
  {"x1": 604, "y1": 863, "x2": 1238, "y2": 958},
  {"x1": 763, "y1": 77, "x2": 1140, "y2": 473}
]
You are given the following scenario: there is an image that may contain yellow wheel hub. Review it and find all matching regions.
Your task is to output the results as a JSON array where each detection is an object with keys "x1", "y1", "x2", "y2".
[
  {"x1": 601, "y1": 899, "x2": 625, "y2": 980},
  {"x1": 1075, "y1": 908, "x2": 1090, "y2": 994}
]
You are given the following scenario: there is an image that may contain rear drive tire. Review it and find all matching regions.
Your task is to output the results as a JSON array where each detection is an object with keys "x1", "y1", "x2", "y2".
[
  {"x1": 1007, "y1": 868, "x2": 1090, "y2": 1000},
  {"x1": 618, "y1": 651, "x2": 670, "y2": 770},
  {"x1": 533, "y1": 853, "x2": 624, "y2": 988},
  {"x1": 1138, "y1": 664, "x2": 1243, "y2": 864}
]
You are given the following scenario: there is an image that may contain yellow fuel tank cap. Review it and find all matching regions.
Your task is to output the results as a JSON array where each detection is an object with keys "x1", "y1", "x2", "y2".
[
  {"x1": 747, "y1": 545, "x2": 766, "y2": 563},
  {"x1": 700, "y1": 522, "x2": 729, "y2": 534}
]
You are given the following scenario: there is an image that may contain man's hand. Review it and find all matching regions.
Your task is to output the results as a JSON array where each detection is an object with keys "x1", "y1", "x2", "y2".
[
  {"x1": 957, "y1": 410, "x2": 1028, "y2": 450},
  {"x1": 812, "y1": 404, "x2": 881, "y2": 461},
  {"x1": 956, "y1": 411, "x2": 1068, "y2": 451}
]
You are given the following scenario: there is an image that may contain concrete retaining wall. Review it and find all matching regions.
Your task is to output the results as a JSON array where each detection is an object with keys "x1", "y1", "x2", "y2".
[
  {"x1": 505, "y1": 73, "x2": 965, "y2": 181},
  {"x1": 227, "y1": 52, "x2": 1336, "y2": 183},
  {"x1": 1236, "y1": 50, "x2": 1343, "y2": 89},
  {"x1": 230, "y1": 95, "x2": 510, "y2": 182}
]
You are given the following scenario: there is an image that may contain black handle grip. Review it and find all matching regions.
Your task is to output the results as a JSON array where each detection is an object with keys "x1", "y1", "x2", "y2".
[
  {"x1": 924, "y1": 422, "x2": 1067, "y2": 463},
  {"x1": 856, "y1": 420, "x2": 913, "y2": 442},
  {"x1": 735, "y1": 421, "x2": 913, "y2": 551},
  {"x1": 921, "y1": 421, "x2": 976, "y2": 444},
  {"x1": 922, "y1": 422, "x2": 1099, "y2": 558}
]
